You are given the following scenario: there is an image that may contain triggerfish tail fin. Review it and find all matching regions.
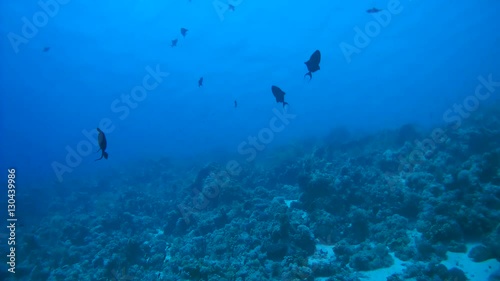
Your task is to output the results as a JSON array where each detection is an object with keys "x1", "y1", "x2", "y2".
[{"x1": 95, "y1": 151, "x2": 108, "y2": 161}]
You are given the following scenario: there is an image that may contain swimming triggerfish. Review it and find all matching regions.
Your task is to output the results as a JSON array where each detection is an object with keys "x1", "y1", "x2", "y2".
[
  {"x1": 181, "y1": 28, "x2": 188, "y2": 37},
  {"x1": 198, "y1": 77, "x2": 203, "y2": 87},
  {"x1": 95, "y1": 128, "x2": 108, "y2": 161},
  {"x1": 271, "y1": 86, "x2": 288, "y2": 108},
  {"x1": 367, "y1": 7, "x2": 382, "y2": 13},
  {"x1": 171, "y1": 39, "x2": 178, "y2": 47},
  {"x1": 304, "y1": 50, "x2": 321, "y2": 80}
]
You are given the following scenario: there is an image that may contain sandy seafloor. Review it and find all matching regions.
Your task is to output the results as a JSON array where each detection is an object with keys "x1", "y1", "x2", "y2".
[{"x1": 309, "y1": 240, "x2": 500, "y2": 281}]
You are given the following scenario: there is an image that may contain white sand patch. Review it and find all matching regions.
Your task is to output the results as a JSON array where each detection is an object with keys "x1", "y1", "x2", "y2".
[
  {"x1": 284, "y1": 199, "x2": 297, "y2": 208},
  {"x1": 356, "y1": 252, "x2": 408, "y2": 280},
  {"x1": 308, "y1": 243, "x2": 335, "y2": 281},
  {"x1": 308, "y1": 244, "x2": 409, "y2": 281},
  {"x1": 309, "y1": 243, "x2": 335, "y2": 262},
  {"x1": 306, "y1": 225, "x2": 499, "y2": 280},
  {"x1": 440, "y1": 243, "x2": 500, "y2": 281}
]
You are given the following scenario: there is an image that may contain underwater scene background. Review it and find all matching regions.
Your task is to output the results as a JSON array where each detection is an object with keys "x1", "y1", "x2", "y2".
[{"x1": 1, "y1": 0, "x2": 500, "y2": 280}]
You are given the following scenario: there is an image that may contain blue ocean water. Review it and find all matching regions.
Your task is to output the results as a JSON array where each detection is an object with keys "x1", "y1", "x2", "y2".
[{"x1": 1, "y1": 0, "x2": 499, "y2": 280}]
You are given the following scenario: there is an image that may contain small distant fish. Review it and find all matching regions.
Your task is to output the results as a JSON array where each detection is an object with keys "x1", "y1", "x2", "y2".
[
  {"x1": 228, "y1": 4, "x2": 235, "y2": 11},
  {"x1": 171, "y1": 39, "x2": 178, "y2": 47},
  {"x1": 42, "y1": 47, "x2": 50, "y2": 52},
  {"x1": 234, "y1": 100, "x2": 237, "y2": 108},
  {"x1": 304, "y1": 50, "x2": 321, "y2": 80},
  {"x1": 271, "y1": 86, "x2": 288, "y2": 108},
  {"x1": 198, "y1": 77, "x2": 203, "y2": 87},
  {"x1": 95, "y1": 128, "x2": 108, "y2": 161},
  {"x1": 181, "y1": 28, "x2": 188, "y2": 37},
  {"x1": 367, "y1": 7, "x2": 382, "y2": 13}
]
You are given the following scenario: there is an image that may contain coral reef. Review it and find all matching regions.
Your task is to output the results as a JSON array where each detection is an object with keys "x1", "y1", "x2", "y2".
[{"x1": 12, "y1": 105, "x2": 500, "y2": 280}]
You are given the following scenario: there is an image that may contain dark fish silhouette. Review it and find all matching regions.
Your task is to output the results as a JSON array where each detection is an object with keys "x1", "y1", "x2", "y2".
[
  {"x1": 271, "y1": 86, "x2": 288, "y2": 108},
  {"x1": 367, "y1": 7, "x2": 382, "y2": 13},
  {"x1": 228, "y1": 4, "x2": 235, "y2": 11},
  {"x1": 171, "y1": 39, "x2": 178, "y2": 47},
  {"x1": 198, "y1": 77, "x2": 203, "y2": 87},
  {"x1": 181, "y1": 28, "x2": 188, "y2": 37},
  {"x1": 234, "y1": 100, "x2": 237, "y2": 108},
  {"x1": 42, "y1": 47, "x2": 50, "y2": 52},
  {"x1": 95, "y1": 128, "x2": 108, "y2": 161},
  {"x1": 304, "y1": 50, "x2": 321, "y2": 80}
]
